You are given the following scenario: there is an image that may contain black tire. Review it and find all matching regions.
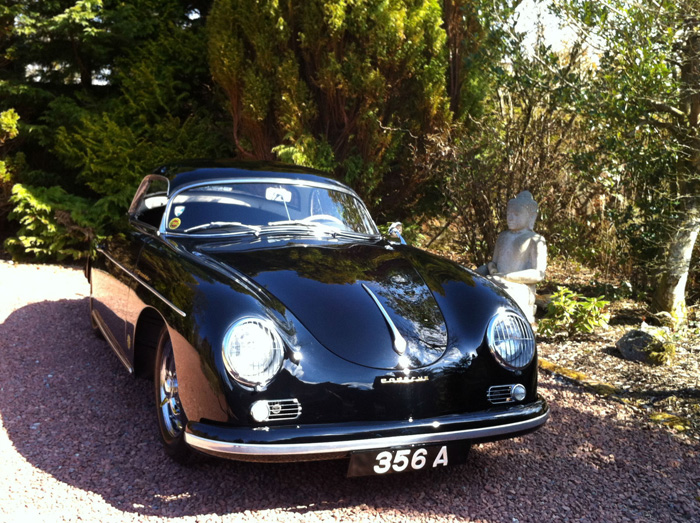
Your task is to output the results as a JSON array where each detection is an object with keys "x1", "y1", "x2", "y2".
[{"x1": 154, "y1": 326, "x2": 194, "y2": 464}]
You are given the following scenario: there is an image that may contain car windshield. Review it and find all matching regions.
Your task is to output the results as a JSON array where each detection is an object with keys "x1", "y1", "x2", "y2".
[{"x1": 164, "y1": 181, "x2": 379, "y2": 237}]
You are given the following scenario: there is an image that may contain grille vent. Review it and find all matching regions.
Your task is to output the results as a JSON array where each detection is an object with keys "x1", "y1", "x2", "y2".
[
  {"x1": 487, "y1": 385, "x2": 518, "y2": 405},
  {"x1": 266, "y1": 399, "x2": 302, "y2": 421}
]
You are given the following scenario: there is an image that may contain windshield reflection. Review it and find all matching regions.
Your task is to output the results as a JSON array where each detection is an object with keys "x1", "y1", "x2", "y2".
[{"x1": 165, "y1": 182, "x2": 379, "y2": 237}]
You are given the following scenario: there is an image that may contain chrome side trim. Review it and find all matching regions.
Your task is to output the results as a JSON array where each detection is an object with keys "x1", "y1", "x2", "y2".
[
  {"x1": 91, "y1": 308, "x2": 134, "y2": 374},
  {"x1": 362, "y1": 284, "x2": 407, "y2": 355},
  {"x1": 98, "y1": 248, "x2": 186, "y2": 318},
  {"x1": 184, "y1": 410, "x2": 549, "y2": 457}
]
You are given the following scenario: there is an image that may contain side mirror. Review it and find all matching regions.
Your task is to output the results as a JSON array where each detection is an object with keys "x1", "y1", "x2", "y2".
[{"x1": 388, "y1": 222, "x2": 407, "y2": 245}]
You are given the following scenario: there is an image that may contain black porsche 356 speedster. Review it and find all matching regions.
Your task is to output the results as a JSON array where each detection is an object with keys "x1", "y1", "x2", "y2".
[{"x1": 87, "y1": 160, "x2": 549, "y2": 476}]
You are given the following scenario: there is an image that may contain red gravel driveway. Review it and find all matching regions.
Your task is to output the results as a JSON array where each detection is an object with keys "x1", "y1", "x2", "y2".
[{"x1": 0, "y1": 262, "x2": 698, "y2": 522}]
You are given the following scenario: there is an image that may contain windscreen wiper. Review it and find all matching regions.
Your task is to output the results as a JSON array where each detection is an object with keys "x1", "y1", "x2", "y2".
[
  {"x1": 266, "y1": 220, "x2": 339, "y2": 236},
  {"x1": 183, "y1": 221, "x2": 261, "y2": 235},
  {"x1": 266, "y1": 220, "x2": 376, "y2": 241}
]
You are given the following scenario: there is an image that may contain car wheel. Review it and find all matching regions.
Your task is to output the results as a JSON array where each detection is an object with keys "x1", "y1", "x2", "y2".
[{"x1": 154, "y1": 327, "x2": 193, "y2": 463}]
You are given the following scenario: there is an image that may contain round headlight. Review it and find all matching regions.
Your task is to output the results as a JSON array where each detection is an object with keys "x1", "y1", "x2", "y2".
[
  {"x1": 487, "y1": 310, "x2": 535, "y2": 370},
  {"x1": 223, "y1": 318, "x2": 284, "y2": 388}
]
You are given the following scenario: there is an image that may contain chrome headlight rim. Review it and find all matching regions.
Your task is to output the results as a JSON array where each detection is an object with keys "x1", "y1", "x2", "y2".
[
  {"x1": 486, "y1": 309, "x2": 536, "y2": 371},
  {"x1": 222, "y1": 317, "x2": 285, "y2": 389}
]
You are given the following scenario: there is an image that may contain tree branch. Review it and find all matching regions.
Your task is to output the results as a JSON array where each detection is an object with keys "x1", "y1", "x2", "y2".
[
  {"x1": 639, "y1": 116, "x2": 679, "y2": 134},
  {"x1": 644, "y1": 98, "x2": 687, "y2": 119}
]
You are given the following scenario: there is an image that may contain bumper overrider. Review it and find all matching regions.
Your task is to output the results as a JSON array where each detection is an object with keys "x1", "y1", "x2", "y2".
[{"x1": 184, "y1": 396, "x2": 549, "y2": 462}]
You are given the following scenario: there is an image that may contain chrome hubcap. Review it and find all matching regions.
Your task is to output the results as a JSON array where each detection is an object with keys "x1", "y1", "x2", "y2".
[{"x1": 158, "y1": 342, "x2": 183, "y2": 438}]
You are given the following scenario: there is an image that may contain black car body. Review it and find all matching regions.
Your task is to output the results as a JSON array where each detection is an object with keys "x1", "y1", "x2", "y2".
[{"x1": 88, "y1": 160, "x2": 549, "y2": 476}]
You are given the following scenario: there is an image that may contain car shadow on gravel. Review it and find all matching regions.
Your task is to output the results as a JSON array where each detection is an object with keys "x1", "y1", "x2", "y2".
[{"x1": 1, "y1": 298, "x2": 699, "y2": 522}]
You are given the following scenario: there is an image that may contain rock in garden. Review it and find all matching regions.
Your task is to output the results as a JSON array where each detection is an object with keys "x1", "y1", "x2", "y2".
[
  {"x1": 615, "y1": 329, "x2": 675, "y2": 366},
  {"x1": 616, "y1": 330, "x2": 656, "y2": 362}
]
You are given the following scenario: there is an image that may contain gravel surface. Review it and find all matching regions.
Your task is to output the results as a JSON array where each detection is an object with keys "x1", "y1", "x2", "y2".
[
  {"x1": 535, "y1": 260, "x2": 700, "y2": 437},
  {"x1": 1, "y1": 261, "x2": 699, "y2": 523},
  {"x1": 538, "y1": 326, "x2": 700, "y2": 437}
]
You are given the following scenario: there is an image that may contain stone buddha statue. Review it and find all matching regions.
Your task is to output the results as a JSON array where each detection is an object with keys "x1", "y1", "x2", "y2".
[{"x1": 477, "y1": 191, "x2": 547, "y2": 322}]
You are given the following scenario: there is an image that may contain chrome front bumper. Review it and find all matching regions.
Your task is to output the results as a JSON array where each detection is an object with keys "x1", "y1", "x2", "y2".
[{"x1": 184, "y1": 396, "x2": 549, "y2": 462}]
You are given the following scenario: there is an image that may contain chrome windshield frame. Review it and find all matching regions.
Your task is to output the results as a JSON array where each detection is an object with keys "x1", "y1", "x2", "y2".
[{"x1": 160, "y1": 177, "x2": 381, "y2": 239}]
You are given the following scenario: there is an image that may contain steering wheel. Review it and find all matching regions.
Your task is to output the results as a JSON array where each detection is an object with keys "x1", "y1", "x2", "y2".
[{"x1": 302, "y1": 214, "x2": 345, "y2": 228}]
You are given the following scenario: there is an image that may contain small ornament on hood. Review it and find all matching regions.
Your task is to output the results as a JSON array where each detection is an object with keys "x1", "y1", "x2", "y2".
[{"x1": 390, "y1": 273, "x2": 409, "y2": 285}]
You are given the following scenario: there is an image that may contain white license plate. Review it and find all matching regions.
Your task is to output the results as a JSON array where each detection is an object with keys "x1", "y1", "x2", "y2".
[{"x1": 347, "y1": 443, "x2": 469, "y2": 477}]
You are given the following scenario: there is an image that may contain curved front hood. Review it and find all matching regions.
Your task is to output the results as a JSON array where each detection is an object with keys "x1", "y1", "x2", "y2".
[{"x1": 200, "y1": 242, "x2": 450, "y2": 370}]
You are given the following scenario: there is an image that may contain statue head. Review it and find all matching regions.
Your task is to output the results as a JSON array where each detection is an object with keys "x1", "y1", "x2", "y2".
[{"x1": 506, "y1": 191, "x2": 538, "y2": 231}]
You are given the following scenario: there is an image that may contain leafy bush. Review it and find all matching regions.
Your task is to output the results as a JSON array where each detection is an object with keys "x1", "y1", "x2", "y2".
[
  {"x1": 538, "y1": 286, "x2": 610, "y2": 337},
  {"x1": 3, "y1": 16, "x2": 234, "y2": 262},
  {"x1": 0, "y1": 109, "x2": 19, "y2": 144},
  {"x1": 1, "y1": 109, "x2": 21, "y2": 228},
  {"x1": 4, "y1": 184, "x2": 102, "y2": 261}
]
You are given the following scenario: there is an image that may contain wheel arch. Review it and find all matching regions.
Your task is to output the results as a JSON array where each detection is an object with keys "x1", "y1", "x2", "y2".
[{"x1": 134, "y1": 307, "x2": 167, "y2": 379}]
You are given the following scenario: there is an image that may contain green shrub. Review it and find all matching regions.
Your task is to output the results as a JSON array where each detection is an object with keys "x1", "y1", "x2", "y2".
[
  {"x1": 1, "y1": 109, "x2": 21, "y2": 227},
  {"x1": 538, "y1": 286, "x2": 610, "y2": 337},
  {"x1": 4, "y1": 184, "x2": 101, "y2": 261}
]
